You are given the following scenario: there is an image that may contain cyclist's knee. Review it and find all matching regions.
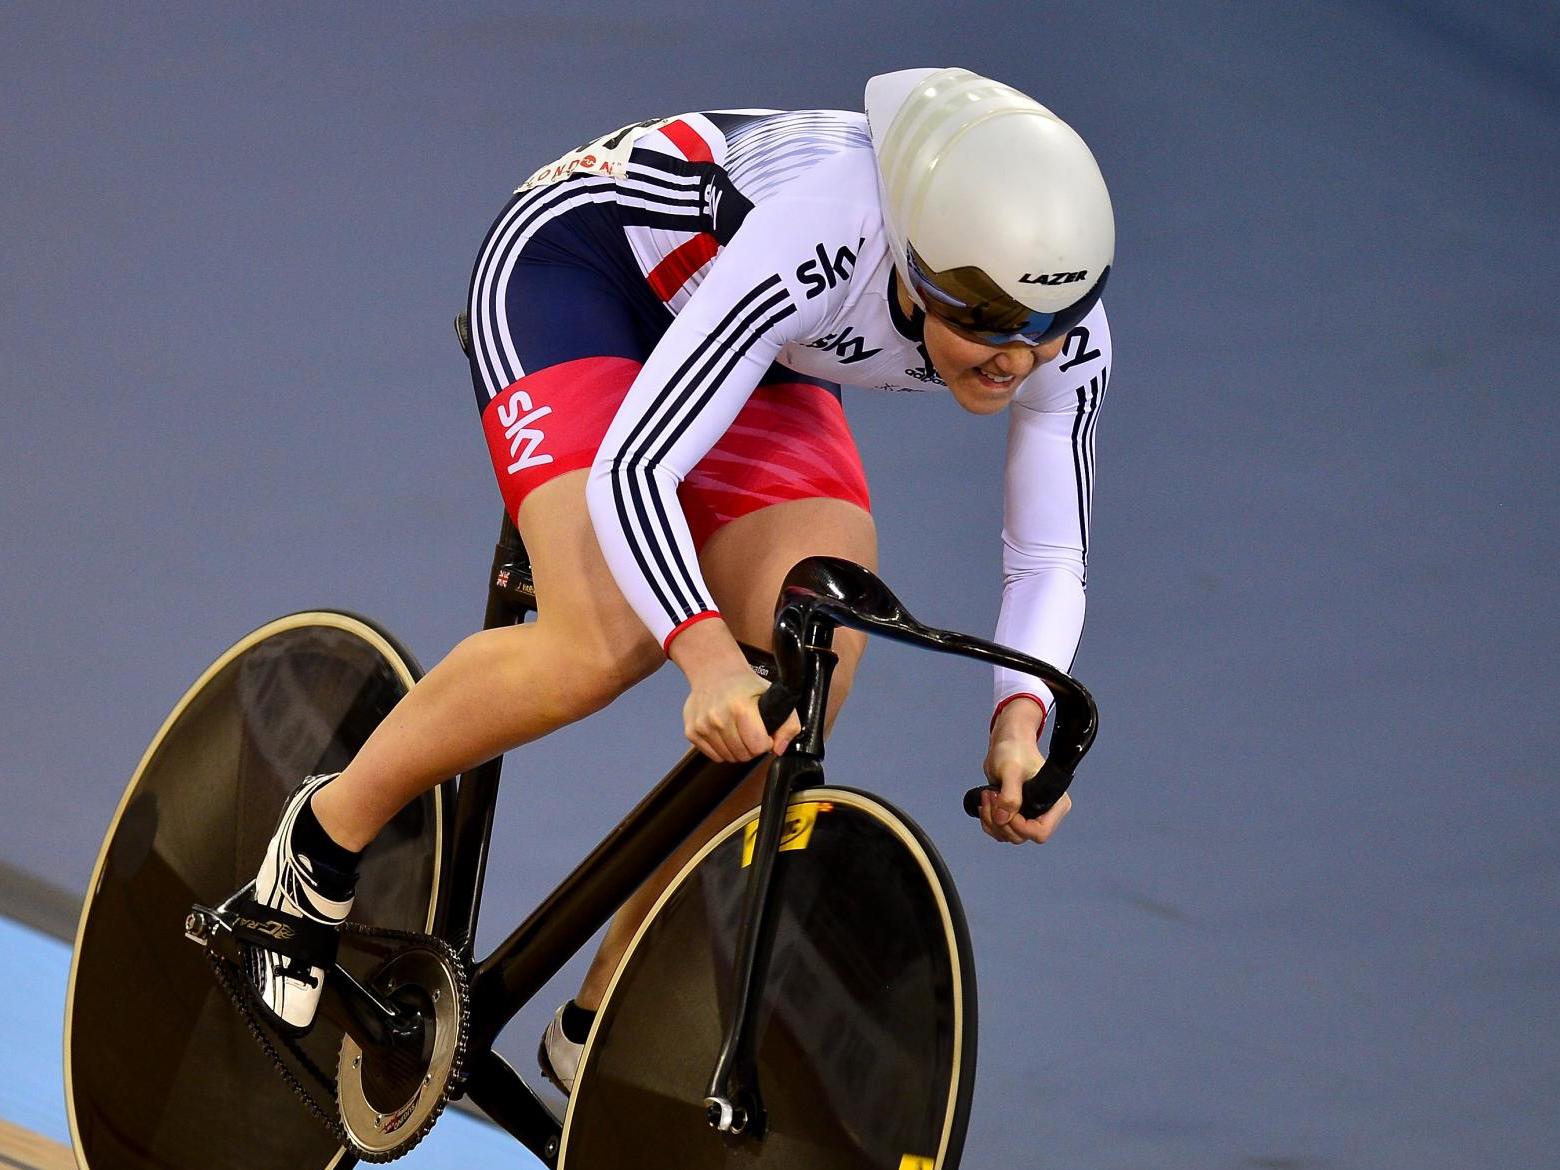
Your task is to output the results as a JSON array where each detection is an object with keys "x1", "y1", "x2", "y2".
[
  {"x1": 562, "y1": 633, "x2": 663, "y2": 711},
  {"x1": 444, "y1": 619, "x2": 660, "y2": 717},
  {"x1": 517, "y1": 605, "x2": 663, "y2": 710}
]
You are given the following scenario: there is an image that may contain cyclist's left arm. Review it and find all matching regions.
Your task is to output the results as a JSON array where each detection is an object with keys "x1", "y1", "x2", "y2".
[{"x1": 980, "y1": 304, "x2": 1113, "y2": 844}]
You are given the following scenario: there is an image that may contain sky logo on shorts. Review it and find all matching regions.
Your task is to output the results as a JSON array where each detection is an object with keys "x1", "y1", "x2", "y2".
[{"x1": 497, "y1": 388, "x2": 553, "y2": 474}]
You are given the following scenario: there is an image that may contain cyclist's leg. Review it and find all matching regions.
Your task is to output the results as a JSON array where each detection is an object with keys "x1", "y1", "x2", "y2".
[
  {"x1": 246, "y1": 464, "x2": 664, "y2": 1030},
  {"x1": 311, "y1": 468, "x2": 664, "y2": 850},
  {"x1": 317, "y1": 186, "x2": 672, "y2": 850},
  {"x1": 689, "y1": 376, "x2": 877, "y2": 726},
  {"x1": 699, "y1": 494, "x2": 876, "y2": 704}
]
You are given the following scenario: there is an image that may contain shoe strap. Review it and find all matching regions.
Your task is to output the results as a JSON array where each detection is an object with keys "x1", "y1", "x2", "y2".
[{"x1": 230, "y1": 898, "x2": 340, "y2": 969}]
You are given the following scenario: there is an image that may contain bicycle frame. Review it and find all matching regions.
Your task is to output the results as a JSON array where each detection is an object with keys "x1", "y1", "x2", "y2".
[
  {"x1": 413, "y1": 516, "x2": 803, "y2": 1165},
  {"x1": 445, "y1": 517, "x2": 1098, "y2": 1162},
  {"x1": 192, "y1": 513, "x2": 1099, "y2": 1168},
  {"x1": 418, "y1": 314, "x2": 786, "y2": 1158}
]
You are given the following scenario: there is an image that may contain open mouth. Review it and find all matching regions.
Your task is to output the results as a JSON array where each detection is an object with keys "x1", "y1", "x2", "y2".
[{"x1": 973, "y1": 368, "x2": 1015, "y2": 390}]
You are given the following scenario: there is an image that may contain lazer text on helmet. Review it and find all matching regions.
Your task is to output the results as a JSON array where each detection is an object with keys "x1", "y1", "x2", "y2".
[{"x1": 1019, "y1": 270, "x2": 1090, "y2": 285}]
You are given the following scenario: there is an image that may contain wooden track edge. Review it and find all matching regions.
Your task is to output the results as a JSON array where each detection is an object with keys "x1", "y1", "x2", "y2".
[{"x1": 0, "y1": 1118, "x2": 75, "y2": 1170}]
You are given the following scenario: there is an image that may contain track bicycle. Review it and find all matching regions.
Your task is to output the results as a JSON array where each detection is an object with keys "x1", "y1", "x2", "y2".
[{"x1": 64, "y1": 519, "x2": 1098, "y2": 1170}]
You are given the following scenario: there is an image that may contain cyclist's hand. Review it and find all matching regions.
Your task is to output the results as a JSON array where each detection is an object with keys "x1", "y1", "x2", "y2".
[
  {"x1": 669, "y1": 618, "x2": 800, "y2": 762},
  {"x1": 981, "y1": 699, "x2": 1072, "y2": 845}
]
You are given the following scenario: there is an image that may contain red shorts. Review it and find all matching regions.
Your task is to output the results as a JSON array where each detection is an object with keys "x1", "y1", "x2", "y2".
[{"x1": 480, "y1": 356, "x2": 871, "y2": 548}]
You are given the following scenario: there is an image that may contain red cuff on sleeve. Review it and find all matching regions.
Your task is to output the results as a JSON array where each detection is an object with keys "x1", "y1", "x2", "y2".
[
  {"x1": 991, "y1": 692, "x2": 1050, "y2": 738},
  {"x1": 662, "y1": 610, "x2": 722, "y2": 655}
]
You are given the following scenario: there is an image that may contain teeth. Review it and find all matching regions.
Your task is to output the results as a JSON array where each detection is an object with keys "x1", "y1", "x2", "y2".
[{"x1": 983, "y1": 372, "x2": 1013, "y2": 384}]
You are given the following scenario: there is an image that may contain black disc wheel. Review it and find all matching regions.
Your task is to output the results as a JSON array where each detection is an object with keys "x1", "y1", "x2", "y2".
[
  {"x1": 561, "y1": 788, "x2": 977, "y2": 1170},
  {"x1": 65, "y1": 613, "x2": 451, "y2": 1170}
]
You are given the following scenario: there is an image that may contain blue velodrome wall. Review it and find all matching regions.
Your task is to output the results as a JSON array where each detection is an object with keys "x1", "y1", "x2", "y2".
[{"x1": 2, "y1": 3, "x2": 1556, "y2": 1167}]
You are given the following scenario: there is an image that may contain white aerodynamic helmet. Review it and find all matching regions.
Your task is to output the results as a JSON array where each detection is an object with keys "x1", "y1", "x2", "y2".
[{"x1": 865, "y1": 67, "x2": 1114, "y2": 345}]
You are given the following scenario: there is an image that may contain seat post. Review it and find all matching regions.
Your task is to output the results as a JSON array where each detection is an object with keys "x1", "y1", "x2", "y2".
[
  {"x1": 440, "y1": 512, "x2": 536, "y2": 950},
  {"x1": 486, "y1": 511, "x2": 537, "y2": 627}
]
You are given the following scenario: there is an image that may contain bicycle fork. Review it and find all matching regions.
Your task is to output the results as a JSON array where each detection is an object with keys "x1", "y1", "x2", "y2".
[{"x1": 704, "y1": 605, "x2": 839, "y2": 1140}]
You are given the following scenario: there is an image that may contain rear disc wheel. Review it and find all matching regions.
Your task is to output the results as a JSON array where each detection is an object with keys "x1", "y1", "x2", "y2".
[{"x1": 65, "y1": 612, "x2": 451, "y2": 1170}]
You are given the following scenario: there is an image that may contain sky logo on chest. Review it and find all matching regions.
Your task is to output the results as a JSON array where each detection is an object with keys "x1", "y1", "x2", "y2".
[{"x1": 797, "y1": 239, "x2": 866, "y2": 299}]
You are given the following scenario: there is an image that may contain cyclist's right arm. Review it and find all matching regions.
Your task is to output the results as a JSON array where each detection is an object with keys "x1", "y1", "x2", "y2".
[
  {"x1": 583, "y1": 197, "x2": 853, "y2": 760},
  {"x1": 667, "y1": 618, "x2": 788, "y2": 761}
]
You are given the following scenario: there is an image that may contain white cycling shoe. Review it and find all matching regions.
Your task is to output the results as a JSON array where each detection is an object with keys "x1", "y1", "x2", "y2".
[
  {"x1": 538, "y1": 1003, "x2": 587, "y2": 1095},
  {"x1": 243, "y1": 773, "x2": 355, "y2": 1034}
]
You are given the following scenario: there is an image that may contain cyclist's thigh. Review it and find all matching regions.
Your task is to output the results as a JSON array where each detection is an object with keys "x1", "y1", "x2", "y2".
[
  {"x1": 512, "y1": 468, "x2": 662, "y2": 676},
  {"x1": 699, "y1": 491, "x2": 878, "y2": 613},
  {"x1": 700, "y1": 495, "x2": 875, "y2": 657},
  {"x1": 465, "y1": 185, "x2": 669, "y2": 673},
  {"x1": 690, "y1": 378, "x2": 875, "y2": 703}
]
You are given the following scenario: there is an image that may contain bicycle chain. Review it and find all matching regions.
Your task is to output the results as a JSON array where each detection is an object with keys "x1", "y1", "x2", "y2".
[
  {"x1": 209, "y1": 949, "x2": 351, "y2": 1148},
  {"x1": 207, "y1": 920, "x2": 470, "y2": 1163}
]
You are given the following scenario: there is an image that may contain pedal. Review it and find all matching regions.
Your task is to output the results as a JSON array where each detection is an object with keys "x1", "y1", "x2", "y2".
[
  {"x1": 184, "y1": 901, "x2": 251, "y2": 965},
  {"x1": 183, "y1": 905, "x2": 216, "y2": 948},
  {"x1": 237, "y1": 907, "x2": 339, "y2": 969},
  {"x1": 185, "y1": 883, "x2": 251, "y2": 957}
]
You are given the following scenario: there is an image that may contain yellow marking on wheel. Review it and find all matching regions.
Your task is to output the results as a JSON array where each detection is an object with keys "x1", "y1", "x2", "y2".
[
  {"x1": 899, "y1": 1156, "x2": 935, "y2": 1170},
  {"x1": 740, "y1": 801, "x2": 826, "y2": 867}
]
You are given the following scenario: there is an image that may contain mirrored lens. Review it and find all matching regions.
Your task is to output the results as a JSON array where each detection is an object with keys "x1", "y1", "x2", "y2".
[{"x1": 908, "y1": 246, "x2": 1109, "y2": 346}]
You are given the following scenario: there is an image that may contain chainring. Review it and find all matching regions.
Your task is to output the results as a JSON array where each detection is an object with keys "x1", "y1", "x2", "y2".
[
  {"x1": 336, "y1": 939, "x2": 470, "y2": 1162},
  {"x1": 206, "y1": 922, "x2": 469, "y2": 1163}
]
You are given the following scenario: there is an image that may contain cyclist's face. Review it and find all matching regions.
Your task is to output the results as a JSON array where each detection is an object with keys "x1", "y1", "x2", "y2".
[{"x1": 921, "y1": 312, "x2": 1066, "y2": 415}]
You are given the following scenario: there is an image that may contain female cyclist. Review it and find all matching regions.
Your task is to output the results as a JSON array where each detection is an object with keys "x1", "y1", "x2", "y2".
[{"x1": 241, "y1": 67, "x2": 1115, "y2": 1093}]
